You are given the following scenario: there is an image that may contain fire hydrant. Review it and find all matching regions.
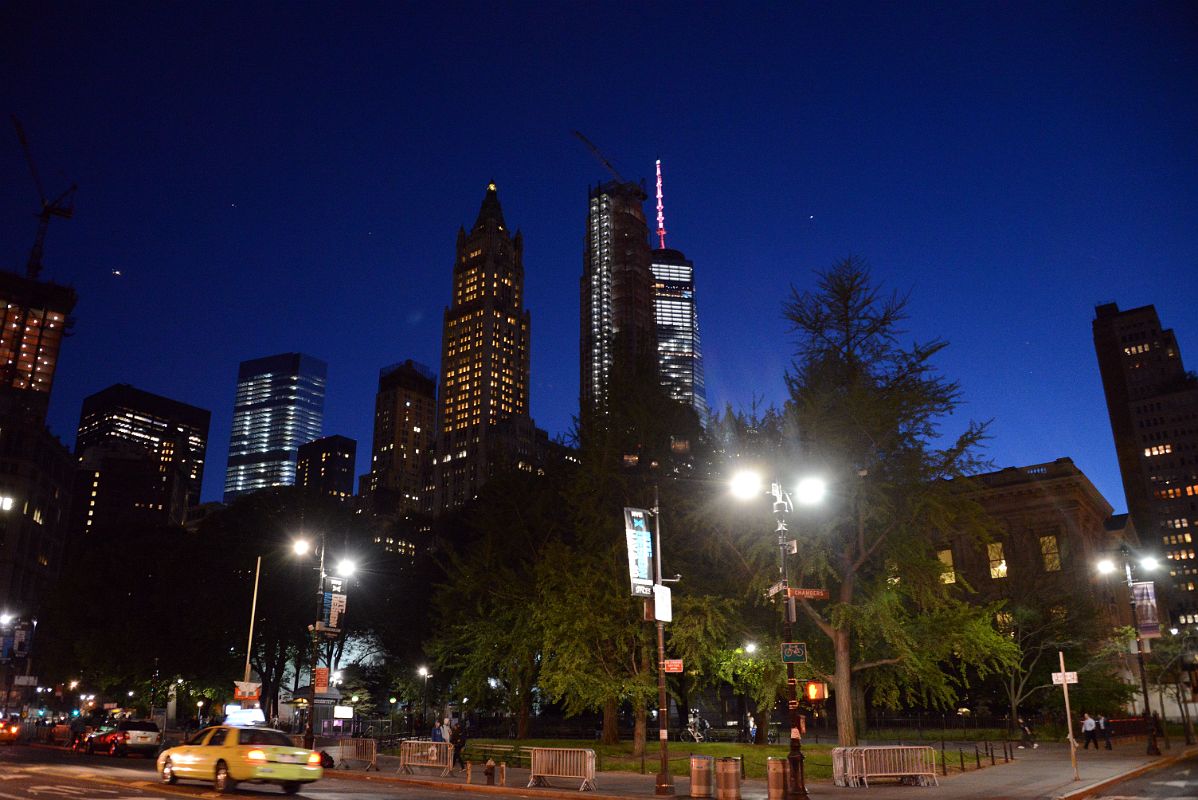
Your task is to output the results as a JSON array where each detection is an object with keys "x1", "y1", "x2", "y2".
[{"x1": 485, "y1": 758, "x2": 496, "y2": 785}]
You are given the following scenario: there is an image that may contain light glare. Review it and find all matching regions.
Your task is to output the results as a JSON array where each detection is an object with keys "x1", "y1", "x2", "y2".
[
  {"x1": 1097, "y1": 559, "x2": 1116, "y2": 575},
  {"x1": 795, "y1": 477, "x2": 827, "y2": 506},
  {"x1": 1141, "y1": 556, "x2": 1159, "y2": 571},
  {"x1": 293, "y1": 539, "x2": 311, "y2": 556},
  {"x1": 336, "y1": 559, "x2": 356, "y2": 577},
  {"x1": 730, "y1": 470, "x2": 763, "y2": 500}
]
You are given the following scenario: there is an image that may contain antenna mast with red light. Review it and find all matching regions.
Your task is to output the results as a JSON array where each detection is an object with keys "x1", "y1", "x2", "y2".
[{"x1": 655, "y1": 159, "x2": 667, "y2": 249}]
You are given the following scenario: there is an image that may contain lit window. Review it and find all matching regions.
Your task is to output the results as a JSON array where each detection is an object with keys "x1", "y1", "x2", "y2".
[
  {"x1": 1040, "y1": 535, "x2": 1061, "y2": 572},
  {"x1": 937, "y1": 549, "x2": 956, "y2": 584},
  {"x1": 988, "y1": 543, "x2": 1007, "y2": 579}
]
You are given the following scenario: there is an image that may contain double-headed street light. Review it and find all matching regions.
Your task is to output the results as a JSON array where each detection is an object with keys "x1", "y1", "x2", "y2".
[
  {"x1": 294, "y1": 535, "x2": 355, "y2": 749},
  {"x1": 1097, "y1": 546, "x2": 1161, "y2": 756},
  {"x1": 731, "y1": 469, "x2": 826, "y2": 800}
]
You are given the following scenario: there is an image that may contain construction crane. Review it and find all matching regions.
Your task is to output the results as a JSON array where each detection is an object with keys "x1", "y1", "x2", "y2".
[
  {"x1": 573, "y1": 130, "x2": 628, "y2": 184},
  {"x1": 11, "y1": 115, "x2": 76, "y2": 280}
]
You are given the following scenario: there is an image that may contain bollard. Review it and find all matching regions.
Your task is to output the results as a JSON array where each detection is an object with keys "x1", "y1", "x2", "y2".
[
  {"x1": 466, "y1": 762, "x2": 473, "y2": 784},
  {"x1": 765, "y1": 757, "x2": 788, "y2": 800},
  {"x1": 990, "y1": 743, "x2": 995, "y2": 766},
  {"x1": 499, "y1": 763, "x2": 507, "y2": 786},
  {"x1": 484, "y1": 758, "x2": 495, "y2": 786},
  {"x1": 690, "y1": 755, "x2": 714, "y2": 798},
  {"x1": 974, "y1": 744, "x2": 980, "y2": 769},
  {"x1": 715, "y1": 757, "x2": 741, "y2": 800},
  {"x1": 958, "y1": 748, "x2": 965, "y2": 772}
]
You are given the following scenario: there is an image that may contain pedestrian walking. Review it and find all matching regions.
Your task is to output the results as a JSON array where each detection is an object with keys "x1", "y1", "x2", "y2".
[
  {"x1": 1097, "y1": 714, "x2": 1113, "y2": 749},
  {"x1": 431, "y1": 721, "x2": 443, "y2": 742},
  {"x1": 441, "y1": 717, "x2": 452, "y2": 744},
  {"x1": 1081, "y1": 712, "x2": 1099, "y2": 749},
  {"x1": 1017, "y1": 717, "x2": 1038, "y2": 749},
  {"x1": 450, "y1": 722, "x2": 467, "y2": 769}
]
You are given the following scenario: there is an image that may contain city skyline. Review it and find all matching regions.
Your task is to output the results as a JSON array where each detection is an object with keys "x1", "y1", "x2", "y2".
[{"x1": 2, "y1": 3, "x2": 1196, "y2": 510}]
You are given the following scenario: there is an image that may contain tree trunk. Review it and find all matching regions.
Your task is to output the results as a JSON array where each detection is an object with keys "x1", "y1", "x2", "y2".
[
  {"x1": 517, "y1": 689, "x2": 531, "y2": 739},
  {"x1": 833, "y1": 627, "x2": 856, "y2": 745},
  {"x1": 633, "y1": 696, "x2": 647, "y2": 758},
  {"x1": 602, "y1": 698, "x2": 620, "y2": 745},
  {"x1": 850, "y1": 678, "x2": 866, "y2": 742}
]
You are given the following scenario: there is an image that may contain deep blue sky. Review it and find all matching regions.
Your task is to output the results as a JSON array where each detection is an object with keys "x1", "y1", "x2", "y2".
[{"x1": 3, "y1": 2, "x2": 1195, "y2": 509}]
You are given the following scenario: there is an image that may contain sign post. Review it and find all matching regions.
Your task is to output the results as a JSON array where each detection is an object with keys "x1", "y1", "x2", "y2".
[{"x1": 1055, "y1": 651, "x2": 1080, "y2": 781}]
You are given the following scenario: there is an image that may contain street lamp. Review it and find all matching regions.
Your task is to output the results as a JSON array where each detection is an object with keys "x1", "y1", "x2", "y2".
[
  {"x1": 418, "y1": 667, "x2": 431, "y2": 733},
  {"x1": 1098, "y1": 545, "x2": 1162, "y2": 756},
  {"x1": 294, "y1": 534, "x2": 355, "y2": 749},
  {"x1": 732, "y1": 469, "x2": 826, "y2": 800}
]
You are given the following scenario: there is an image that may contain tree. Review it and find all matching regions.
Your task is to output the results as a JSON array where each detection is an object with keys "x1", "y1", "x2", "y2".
[{"x1": 780, "y1": 257, "x2": 1018, "y2": 744}]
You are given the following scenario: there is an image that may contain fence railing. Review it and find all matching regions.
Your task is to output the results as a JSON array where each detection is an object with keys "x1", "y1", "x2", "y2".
[
  {"x1": 528, "y1": 746, "x2": 598, "y2": 791},
  {"x1": 399, "y1": 739, "x2": 453, "y2": 776},
  {"x1": 833, "y1": 746, "x2": 938, "y2": 788}
]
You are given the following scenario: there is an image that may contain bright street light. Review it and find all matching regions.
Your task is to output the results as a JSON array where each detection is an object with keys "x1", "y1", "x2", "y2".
[
  {"x1": 293, "y1": 539, "x2": 311, "y2": 556},
  {"x1": 1141, "y1": 556, "x2": 1160, "y2": 571},
  {"x1": 1097, "y1": 559, "x2": 1116, "y2": 575},
  {"x1": 417, "y1": 666, "x2": 429, "y2": 678},
  {"x1": 794, "y1": 477, "x2": 827, "y2": 506},
  {"x1": 744, "y1": 642, "x2": 757, "y2": 654},
  {"x1": 729, "y1": 470, "x2": 763, "y2": 500},
  {"x1": 336, "y1": 559, "x2": 356, "y2": 578}
]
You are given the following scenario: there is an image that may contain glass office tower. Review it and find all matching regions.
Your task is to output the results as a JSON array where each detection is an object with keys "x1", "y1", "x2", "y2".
[
  {"x1": 224, "y1": 352, "x2": 326, "y2": 501},
  {"x1": 651, "y1": 248, "x2": 707, "y2": 420}
]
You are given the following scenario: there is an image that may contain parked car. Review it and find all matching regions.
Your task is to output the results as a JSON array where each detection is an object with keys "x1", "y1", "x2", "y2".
[
  {"x1": 156, "y1": 726, "x2": 322, "y2": 794},
  {"x1": 0, "y1": 718, "x2": 20, "y2": 745},
  {"x1": 86, "y1": 719, "x2": 162, "y2": 756}
]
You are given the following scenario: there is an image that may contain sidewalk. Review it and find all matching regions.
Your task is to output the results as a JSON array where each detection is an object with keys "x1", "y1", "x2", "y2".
[{"x1": 326, "y1": 741, "x2": 1198, "y2": 800}]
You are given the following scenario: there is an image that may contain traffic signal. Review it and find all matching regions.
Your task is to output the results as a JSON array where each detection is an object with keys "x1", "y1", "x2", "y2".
[{"x1": 804, "y1": 681, "x2": 828, "y2": 702}]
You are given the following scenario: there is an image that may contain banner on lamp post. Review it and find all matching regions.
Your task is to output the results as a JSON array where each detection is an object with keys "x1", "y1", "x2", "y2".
[
  {"x1": 1132, "y1": 581, "x2": 1161, "y2": 639},
  {"x1": 624, "y1": 508, "x2": 654, "y2": 598}
]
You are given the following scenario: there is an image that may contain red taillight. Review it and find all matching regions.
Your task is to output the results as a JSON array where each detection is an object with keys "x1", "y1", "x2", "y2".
[
  {"x1": 7, "y1": 726, "x2": 16, "y2": 734},
  {"x1": 245, "y1": 749, "x2": 267, "y2": 762},
  {"x1": 307, "y1": 752, "x2": 322, "y2": 766}
]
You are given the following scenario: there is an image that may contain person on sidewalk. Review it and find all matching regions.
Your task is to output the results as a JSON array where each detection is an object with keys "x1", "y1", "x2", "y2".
[
  {"x1": 1081, "y1": 712, "x2": 1099, "y2": 749},
  {"x1": 1017, "y1": 717, "x2": 1038, "y2": 749},
  {"x1": 441, "y1": 717, "x2": 453, "y2": 745},
  {"x1": 1097, "y1": 714, "x2": 1113, "y2": 749},
  {"x1": 431, "y1": 721, "x2": 443, "y2": 742},
  {"x1": 450, "y1": 722, "x2": 468, "y2": 770}
]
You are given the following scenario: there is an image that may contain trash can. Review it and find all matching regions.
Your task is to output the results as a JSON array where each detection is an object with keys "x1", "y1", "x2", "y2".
[
  {"x1": 690, "y1": 755, "x2": 714, "y2": 798},
  {"x1": 715, "y1": 757, "x2": 741, "y2": 800},
  {"x1": 766, "y1": 757, "x2": 788, "y2": 800}
]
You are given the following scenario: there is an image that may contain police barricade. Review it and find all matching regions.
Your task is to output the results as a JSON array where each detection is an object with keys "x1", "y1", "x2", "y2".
[
  {"x1": 399, "y1": 739, "x2": 453, "y2": 776},
  {"x1": 528, "y1": 746, "x2": 598, "y2": 791},
  {"x1": 832, "y1": 746, "x2": 938, "y2": 788},
  {"x1": 337, "y1": 737, "x2": 379, "y2": 771}
]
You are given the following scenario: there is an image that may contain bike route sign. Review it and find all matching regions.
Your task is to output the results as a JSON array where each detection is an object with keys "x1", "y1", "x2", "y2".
[{"x1": 781, "y1": 642, "x2": 808, "y2": 663}]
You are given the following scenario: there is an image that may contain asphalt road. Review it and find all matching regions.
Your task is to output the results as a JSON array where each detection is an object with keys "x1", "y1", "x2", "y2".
[
  {"x1": 1091, "y1": 751, "x2": 1198, "y2": 799},
  {"x1": 0, "y1": 744, "x2": 452, "y2": 799}
]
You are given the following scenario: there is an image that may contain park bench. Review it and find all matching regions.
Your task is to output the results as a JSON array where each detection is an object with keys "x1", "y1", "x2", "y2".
[{"x1": 466, "y1": 742, "x2": 527, "y2": 766}]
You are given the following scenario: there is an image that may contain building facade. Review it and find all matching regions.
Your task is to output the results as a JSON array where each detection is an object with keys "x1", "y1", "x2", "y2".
[
  {"x1": 296, "y1": 435, "x2": 356, "y2": 501},
  {"x1": 224, "y1": 353, "x2": 326, "y2": 502},
  {"x1": 0, "y1": 270, "x2": 76, "y2": 423},
  {"x1": 431, "y1": 183, "x2": 532, "y2": 514},
  {"x1": 580, "y1": 180, "x2": 657, "y2": 413},
  {"x1": 359, "y1": 360, "x2": 436, "y2": 515},
  {"x1": 75, "y1": 384, "x2": 211, "y2": 506},
  {"x1": 1093, "y1": 302, "x2": 1198, "y2": 622},
  {"x1": 651, "y1": 247, "x2": 707, "y2": 420}
]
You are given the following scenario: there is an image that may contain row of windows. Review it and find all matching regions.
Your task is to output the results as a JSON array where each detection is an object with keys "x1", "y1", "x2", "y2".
[{"x1": 938, "y1": 536, "x2": 1061, "y2": 583}]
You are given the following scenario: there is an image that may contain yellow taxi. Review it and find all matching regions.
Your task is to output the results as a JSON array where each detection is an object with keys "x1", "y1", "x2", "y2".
[
  {"x1": 156, "y1": 725, "x2": 322, "y2": 794},
  {"x1": 0, "y1": 718, "x2": 19, "y2": 745}
]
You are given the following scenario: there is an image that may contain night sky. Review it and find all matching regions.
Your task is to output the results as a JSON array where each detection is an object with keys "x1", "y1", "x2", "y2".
[{"x1": 3, "y1": 2, "x2": 1195, "y2": 509}]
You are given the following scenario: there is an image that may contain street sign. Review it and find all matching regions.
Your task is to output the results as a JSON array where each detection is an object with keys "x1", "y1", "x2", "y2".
[
  {"x1": 653, "y1": 584, "x2": 672, "y2": 622},
  {"x1": 663, "y1": 659, "x2": 684, "y2": 673},
  {"x1": 13, "y1": 675, "x2": 37, "y2": 686},
  {"x1": 1052, "y1": 671, "x2": 1078, "y2": 685},
  {"x1": 786, "y1": 539, "x2": 798, "y2": 555},
  {"x1": 234, "y1": 681, "x2": 262, "y2": 701},
  {"x1": 766, "y1": 581, "x2": 785, "y2": 598},
  {"x1": 781, "y1": 642, "x2": 808, "y2": 663},
  {"x1": 787, "y1": 587, "x2": 829, "y2": 600}
]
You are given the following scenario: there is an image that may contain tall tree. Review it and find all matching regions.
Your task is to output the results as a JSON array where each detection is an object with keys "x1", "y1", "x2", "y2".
[{"x1": 781, "y1": 257, "x2": 1017, "y2": 744}]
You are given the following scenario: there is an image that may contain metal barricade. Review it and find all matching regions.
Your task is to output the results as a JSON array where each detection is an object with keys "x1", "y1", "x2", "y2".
[
  {"x1": 690, "y1": 754, "x2": 714, "y2": 798},
  {"x1": 528, "y1": 746, "x2": 598, "y2": 791},
  {"x1": 833, "y1": 746, "x2": 938, "y2": 787},
  {"x1": 337, "y1": 737, "x2": 379, "y2": 770},
  {"x1": 715, "y1": 757, "x2": 741, "y2": 800},
  {"x1": 399, "y1": 739, "x2": 453, "y2": 776},
  {"x1": 766, "y1": 757, "x2": 787, "y2": 800}
]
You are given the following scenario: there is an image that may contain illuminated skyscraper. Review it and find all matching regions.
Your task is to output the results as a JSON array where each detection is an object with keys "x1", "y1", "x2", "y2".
[
  {"x1": 580, "y1": 180, "x2": 657, "y2": 413},
  {"x1": 297, "y1": 435, "x2": 356, "y2": 501},
  {"x1": 0, "y1": 269, "x2": 76, "y2": 423},
  {"x1": 224, "y1": 353, "x2": 326, "y2": 501},
  {"x1": 648, "y1": 161, "x2": 706, "y2": 420},
  {"x1": 651, "y1": 248, "x2": 707, "y2": 420},
  {"x1": 1093, "y1": 303, "x2": 1198, "y2": 621},
  {"x1": 360, "y1": 360, "x2": 436, "y2": 515},
  {"x1": 75, "y1": 383, "x2": 210, "y2": 507},
  {"x1": 431, "y1": 183, "x2": 531, "y2": 513}
]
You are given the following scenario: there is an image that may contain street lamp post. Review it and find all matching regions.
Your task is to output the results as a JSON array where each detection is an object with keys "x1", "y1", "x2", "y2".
[
  {"x1": 418, "y1": 667, "x2": 431, "y2": 734},
  {"x1": 1098, "y1": 546, "x2": 1161, "y2": 756},
  {"x1": 732, "y1": 471, "x2": 825, "y2": 800},
  {"x1": 295, "y1": 536, "x2": 354, "y2": 750},
  {"x1": 650, "y1": 484, "x2": 674, "y2": 796},
  {"x1": 244, "y1": 556, "x2": 262, "y2": 684}
]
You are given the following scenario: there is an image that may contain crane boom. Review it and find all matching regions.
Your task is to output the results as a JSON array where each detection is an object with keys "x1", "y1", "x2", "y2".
[
  {"x1": 572, "y1": 130, "x2": 627, "y2": 184},
  {"x1": 11, "y1": 115, "x2": 76, "y2": 279}
]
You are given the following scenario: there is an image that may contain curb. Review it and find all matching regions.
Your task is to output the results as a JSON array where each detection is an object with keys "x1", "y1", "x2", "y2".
[
  {"x1": 1054, "y1": 745, "x2": 1198, "y2": 800},
  {"x1": 327, "y1": 769, "x2": 639, "y2": 800}
]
